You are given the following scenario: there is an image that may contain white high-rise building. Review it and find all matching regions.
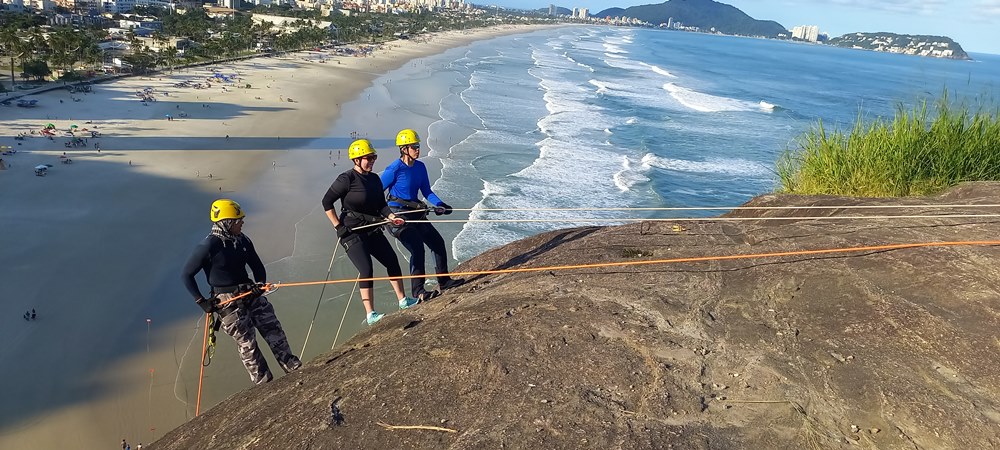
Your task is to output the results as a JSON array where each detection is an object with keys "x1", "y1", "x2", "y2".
[
  {"x1": 791, "y1": 25, "x2": 820, "y2": 42},
  {"x1": 577, "y1": 7, "x2": 587, "y2": 18}
]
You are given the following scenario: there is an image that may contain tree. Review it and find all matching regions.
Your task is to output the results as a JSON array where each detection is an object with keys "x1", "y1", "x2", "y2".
[{"x1": 22, "y1": 59, "x2": 50, "y2": 81}]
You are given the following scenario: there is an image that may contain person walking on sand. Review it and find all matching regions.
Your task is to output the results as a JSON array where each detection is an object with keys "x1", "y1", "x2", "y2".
[
  {"x1": 322, "y1": 139, "x2": 418, "y2": 325},
  {"x1": 381, "y1": 129, "x2": 464, "y2": 301},
  {"x1": 182, "y1": 199, "x2": 302, "y2": 384}
]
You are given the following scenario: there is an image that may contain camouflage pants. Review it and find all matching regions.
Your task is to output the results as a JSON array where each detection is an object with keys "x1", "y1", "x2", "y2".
[{"x1": 216, "y1": 293, "x2": 302, "y2": 384}]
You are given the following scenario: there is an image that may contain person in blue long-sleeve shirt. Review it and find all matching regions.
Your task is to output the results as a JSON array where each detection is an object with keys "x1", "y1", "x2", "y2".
[{"x1": 381, "y1": 129, "x2": 465, "y2": 300}]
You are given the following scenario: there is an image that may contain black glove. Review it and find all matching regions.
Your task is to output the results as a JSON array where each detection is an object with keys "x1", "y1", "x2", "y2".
[
  {"x1": 437, "y1": 202, "x2": 453, "y2": 215},
  {"x1": 336, "y1": 224, "x2": 351, "y2": 239},
  {"x1": 251, "y1": 283, "x2": 266, "y2": 297},
  {"x1": 196, "y1": 297, "x2": 219, "y2": 314}
]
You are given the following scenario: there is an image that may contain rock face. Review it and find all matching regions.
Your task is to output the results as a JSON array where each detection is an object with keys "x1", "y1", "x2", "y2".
[{"x1": 152, "y1": 183, "x2": 1000, "y2": 449}]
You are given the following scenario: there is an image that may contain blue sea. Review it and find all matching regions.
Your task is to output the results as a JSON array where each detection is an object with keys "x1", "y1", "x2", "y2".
[{"x1": 362, "y1": 26, "x2": 1000, "y2": 261}]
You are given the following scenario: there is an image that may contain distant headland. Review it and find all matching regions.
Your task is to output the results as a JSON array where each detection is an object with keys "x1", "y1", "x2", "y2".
[
  {"x1": 827, "y1": 32, "x2": 971, "y2": 60},
  {"x1": 580, "y1": 0, "x2": 970, "y2": 60}
]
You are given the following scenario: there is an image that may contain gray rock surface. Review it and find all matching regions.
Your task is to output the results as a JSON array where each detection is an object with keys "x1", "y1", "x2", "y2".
[{"x1": 151, "y1": 182, "x2": 1000, "y2": 449}]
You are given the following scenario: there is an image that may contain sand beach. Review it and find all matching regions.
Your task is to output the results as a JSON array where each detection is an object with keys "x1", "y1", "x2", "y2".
[{"x1": 0, "y1": 24, "x2": 556, "y2": 449}]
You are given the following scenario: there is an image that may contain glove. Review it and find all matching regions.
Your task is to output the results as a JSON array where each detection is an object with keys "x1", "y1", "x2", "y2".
[
  {"x1": 251, "y1": 283, "x2": 266, "y2": 297},
  {"x1": 390, "y1": 216, "x2": 405, "y2": 226},
  {"x1": 438, "y1": 202, "x2": 453, "y2": 215},
  {"x1": 336, "y1": 224, "x2": 351, "y2": 239},
  {"x1": 196, "y1": 297, "x2": 219, "y2": 314}
]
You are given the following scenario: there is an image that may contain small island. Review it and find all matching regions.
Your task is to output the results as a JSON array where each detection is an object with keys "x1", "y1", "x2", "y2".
[{"x1": 828, "y1": 32, "x2": 971, "y2": 60}]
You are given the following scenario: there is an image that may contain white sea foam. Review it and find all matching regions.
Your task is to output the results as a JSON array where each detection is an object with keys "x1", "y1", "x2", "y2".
[
  {"x1": 639, "y1": 62, "x2": 677, "y2": 78},
  {"x1": 758, "y1": 100, "x2": 776, "y2": 110},
  {"x1": 603, "y1": 42, "x2": 628, "y2": 54},
  {"x1": 589, "y1": 79, "x2": 610, "y2": 94},
  {"x1": 613, "y1": 155, "x2": 651, "y2": 192},
  {"x1": 626, "y1": 117, "x2": 639, "y2": 124},
  {"x1": 663, "y1": 83, "x2": 774, "y2": 113},
  {"x1": 641, "y1": 153, "x2": 771, "y2": 177}
]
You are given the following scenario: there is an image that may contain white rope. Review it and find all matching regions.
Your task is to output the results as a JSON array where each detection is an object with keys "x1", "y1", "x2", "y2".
[
  {"x1": 447, "y1": 204, "x2": 1000, "y2": 212},
  {"x1": 331, "y1": 276, "x2": 360, "y2": 350},
  {"x1": 406, "y1": 213, "x2": 1000, "y2": 223},
  {"x1": 300, "y1": 237, "x2": 341, "y2": 356}
]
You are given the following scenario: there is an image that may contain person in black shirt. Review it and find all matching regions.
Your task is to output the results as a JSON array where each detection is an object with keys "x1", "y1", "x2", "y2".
[
  {"x1": 322, "y1": 139, "x2": 419, "y2": 325},
  {"x1": 182, "y1": 199, "x2": 301, "y2": 384}
]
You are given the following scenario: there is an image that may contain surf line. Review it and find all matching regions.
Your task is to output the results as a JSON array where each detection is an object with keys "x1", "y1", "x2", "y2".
[{"x1": 221, "y1": 240, "x2": 1000, "y2": 305}]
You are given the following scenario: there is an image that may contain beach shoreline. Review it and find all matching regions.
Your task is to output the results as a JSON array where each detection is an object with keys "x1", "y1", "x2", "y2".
[{"x1": 0, "y1": 24, "x2": 563, "y2": 449}]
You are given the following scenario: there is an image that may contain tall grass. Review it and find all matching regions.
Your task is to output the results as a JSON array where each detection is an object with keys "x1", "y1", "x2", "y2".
[{"x1": 776, "y1": 93, "x2": 1000, "y2": 197}]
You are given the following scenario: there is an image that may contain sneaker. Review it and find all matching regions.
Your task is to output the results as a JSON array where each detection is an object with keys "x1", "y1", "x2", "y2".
[
  {"x1": 398, "y1": 296, "x2": 419, "y2": 309},
  {"x1": 438, "y1": 277, "x2": 466, "y2": 290},
  {"x1": 417, "y1": 290, "x2": 440, "y2": 302},
  {"x1": 281, "y1": 356, "x2": 302, "y2": 373},
  {"x1": 366, "y1": 311, "x2": 385, "y2": 325}
]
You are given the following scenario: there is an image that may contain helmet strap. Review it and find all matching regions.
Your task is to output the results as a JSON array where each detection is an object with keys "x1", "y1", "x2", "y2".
[
  {"x1": 353, "y1": 158, "x2": 370, "y2": 174},
  {"x1": 400, "y1": 147, "x2": 416, "y2": 165}
]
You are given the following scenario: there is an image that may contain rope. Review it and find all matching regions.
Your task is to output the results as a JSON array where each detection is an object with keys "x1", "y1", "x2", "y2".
[
  {"x1": 265, "y1": 240, "x2": 1000, "y2": 290},
  {"x1": 331, "y1": 275, "x2": 361, "y2": 350},
  {"x1": 300, "y1": 237, "x2": 342, "y2": 356},
  {"x1": 195, "y1": 312, "x2": 210, "y2": 416},
  {"x1": 448, "y1": 204, "x2": 1000, "y2": 212},
  {"x1": 405, "y1": 213, "x2": 1000, "y2": 224}
]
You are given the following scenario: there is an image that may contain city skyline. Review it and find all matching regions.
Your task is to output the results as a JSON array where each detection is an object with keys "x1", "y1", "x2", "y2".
[{"x1": 495, "y1": 0, "x2": 1000, "y2": 55}]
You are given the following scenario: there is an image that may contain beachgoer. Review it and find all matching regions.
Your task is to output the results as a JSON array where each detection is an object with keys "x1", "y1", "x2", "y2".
[
  {"x1": 136, "y1": 443, "x2": 142, "y2": 450},
  {"x1": 322, "y1": 139, "x2": 418, "y2": 325},
  {"x1": 30, "y1": 310, "x2": 36, "y2": 320},
  {"x1": 182, "y1": 199, "x2": 302, "y2": 384},
  {"x1": 382, "y1": 129, "x2": 463, "y2": 301},
  {"x1": 122, "y1": 439, "x2": 127, "y2": 450}
]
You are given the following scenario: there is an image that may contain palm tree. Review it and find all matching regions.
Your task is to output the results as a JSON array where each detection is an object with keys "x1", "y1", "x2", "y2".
[{"x1": 0, "y1": 25, "x2": 21, "y2": 90}]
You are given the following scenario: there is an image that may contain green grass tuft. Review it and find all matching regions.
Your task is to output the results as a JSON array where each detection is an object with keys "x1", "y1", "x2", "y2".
[{"x1": 776, "y1": 92, "x2": 1000, "y2": 197}]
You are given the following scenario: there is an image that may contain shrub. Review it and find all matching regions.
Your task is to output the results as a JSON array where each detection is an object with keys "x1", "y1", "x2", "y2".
[{"x1": 776, "y1": 93, "x2": 1000, "y2": 197}]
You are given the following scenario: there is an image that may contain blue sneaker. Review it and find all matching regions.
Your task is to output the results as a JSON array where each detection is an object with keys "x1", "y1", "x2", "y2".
[
  {"x1": 398, "y1": 296, "x2": 419, "y2": 309},
  {"x1": 366, "y1": 311, "x2": 384, "y2": 325}
]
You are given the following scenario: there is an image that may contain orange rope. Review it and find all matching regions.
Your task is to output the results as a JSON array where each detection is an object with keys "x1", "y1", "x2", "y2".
[
  {"x1": 195, "y1": 313, "x2": 209, "y2": 416},
  {"x1": 260, "y1": 240, "x2": 1000, "y2": 290}
]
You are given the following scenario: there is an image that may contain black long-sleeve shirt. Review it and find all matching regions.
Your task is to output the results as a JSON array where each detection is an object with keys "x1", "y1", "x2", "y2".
[
  {"x1": 181, "y1": 234, "x2": 265, "y2": 300},
  {"x1": 321, "y1": 169, "x2": 392, "y2": 229}
]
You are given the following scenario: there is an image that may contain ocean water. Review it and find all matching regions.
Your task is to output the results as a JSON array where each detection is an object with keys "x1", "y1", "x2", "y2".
[{"x1": 374, "y1": 26, "x2": 1000, "y2": 261}]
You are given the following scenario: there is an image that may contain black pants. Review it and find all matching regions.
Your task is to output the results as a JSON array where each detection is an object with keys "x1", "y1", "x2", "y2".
[
  {"x1": 341, "y1": 230, "x2": 402, "y2": 289},
  {"x1": 394, "y1": 222, "x2": 450, "y2": 297}
]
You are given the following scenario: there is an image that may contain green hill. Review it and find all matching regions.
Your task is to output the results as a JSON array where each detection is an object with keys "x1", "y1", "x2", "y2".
[{"x1": 596, "y1": 0, "x2": 787, "y2": 37}]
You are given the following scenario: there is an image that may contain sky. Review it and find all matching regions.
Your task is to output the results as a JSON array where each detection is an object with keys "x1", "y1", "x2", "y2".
[{"x1": 493, "y1": 0, "x2": 1000, "y2": 55}]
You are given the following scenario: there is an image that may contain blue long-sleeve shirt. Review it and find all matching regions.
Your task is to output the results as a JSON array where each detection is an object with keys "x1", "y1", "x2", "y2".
[{"x1": 380, "y1": 158, "x2": 443, "y2": 207}]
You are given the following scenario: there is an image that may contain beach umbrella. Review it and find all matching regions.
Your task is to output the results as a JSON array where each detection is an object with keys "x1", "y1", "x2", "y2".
[
  {"x1": 35, "y1": 164, "x2": 48, "y2": 170},
  {"x1": 46, "y1": 123, "x2": 55, "y2": 128},
  {"x1": 70, "y1": 125, "x2": 78, "y2": 128}
]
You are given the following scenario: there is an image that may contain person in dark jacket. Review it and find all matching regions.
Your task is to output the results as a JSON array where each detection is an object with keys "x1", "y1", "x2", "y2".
[
  {"x1": 182, "y1": 199, "x2": 301, "y2": 384},
  {"x1": 381, "y1": 128, "x2": 464, "y2": 301},
  {"x1": 322, "y1": 139, "x2": 418, "y2": 325}
]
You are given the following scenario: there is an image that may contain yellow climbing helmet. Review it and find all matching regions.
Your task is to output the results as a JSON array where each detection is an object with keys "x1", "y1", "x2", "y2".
[
  {"x1": 348, "y1": 139, "x2": 376, "y2": 160},
  {"x1": 395, "y1": 129, "x2": 420, "y2": 147},
  {"x1": 210, "y1": 199, "x2": 245, "y2": 222}
]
